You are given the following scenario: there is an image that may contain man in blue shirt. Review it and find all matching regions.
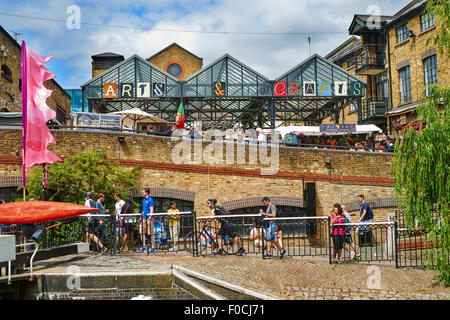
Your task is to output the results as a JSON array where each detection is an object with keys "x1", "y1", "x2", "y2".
[
  {"x1": 96, "y1": 193, "x2": 109, "y2": 250},
  {"x1": 358, "y1": 194, "x2": 372, "y2": 223},
  {"x1": 138, "y1": 187, "x2": 155, "y2": 253}
]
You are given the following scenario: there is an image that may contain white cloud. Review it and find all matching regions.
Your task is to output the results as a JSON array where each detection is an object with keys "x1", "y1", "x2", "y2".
[{"x1": 0, "y1": 0, "x2": 412, "y2": 87}]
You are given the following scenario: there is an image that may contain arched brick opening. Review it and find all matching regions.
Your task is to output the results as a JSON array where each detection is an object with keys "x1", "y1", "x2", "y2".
[
  {"x1": 343, "y1": 197, "x2": 398, "y2": 212},
  {"x1": 223, "y1": 196, "x2": 304, "y2": 211},
  {"x1": 129, "y1": 187, "x2": 195, "y2": 202}
]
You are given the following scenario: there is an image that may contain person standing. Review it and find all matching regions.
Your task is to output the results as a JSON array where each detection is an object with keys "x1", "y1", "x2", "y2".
[
  {"x1": 330, "y1": 203, "x2": 346, "y2": 264},
  {"x1": 357, "y1": 194, "x2": 374, "y2": 246},
  {"x1": 167, "y1": 201, "x2": 180, "y2": 252},
  {"x1": 114, "y1": 192, "x2": 126, "y2": 252},
  {"x1": 358, "y1": 194, "x2": 373, "y2": 223},
  {"x1": 85, "y1": 192, "x2": 107, "y2": 253},
  {"x1": 341, "y1": 204, "x2": 360, "y2": 261},
  {"x1": 96, "y1": 193, "x2": 109, "y2": 250},
  {"x1": 120, "y1": 197, "x2": 135, "y2": 252},
  {"x1": 260, "y1": 197, "x2": 286, "y2": 259},
  {"x1": 138, "y1": 188, "x2": 155, "y2": 253},
  {"x1": 256, "y1": 128, "x2": 266, "y2": 144}
]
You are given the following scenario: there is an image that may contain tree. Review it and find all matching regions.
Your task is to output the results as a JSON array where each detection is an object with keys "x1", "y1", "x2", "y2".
[
  {"x1": 23, "y1": 149, "x2": 142, "y2": 212},
  {"x1": 426, "y1": 0, "x2": 450, "y2": 59},
  {"x1": 393, "y1": 85, "x2": 449, "y2": 285}
]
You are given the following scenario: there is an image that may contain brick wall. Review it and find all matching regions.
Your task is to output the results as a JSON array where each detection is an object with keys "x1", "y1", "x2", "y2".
[
  {"x1": 0, "y1": 27, "x2": 71, "y2": 116},
  {"x1": 0, "y1": 28, "x2": 22, "y2": 112},
  {"x1": 147, "y1": 44, "x2": 203, "y2": 80},
  {"x1": 0, "y1": 129, "x2": 395, "y2": 216},
  {"x1": 387, "y1": 11, "x2": 450, "y2": 128}
]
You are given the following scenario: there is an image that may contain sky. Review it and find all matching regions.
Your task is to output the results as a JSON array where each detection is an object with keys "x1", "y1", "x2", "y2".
[{"x1": 0, "y1": 0, "x2": 412, "y2": 89}]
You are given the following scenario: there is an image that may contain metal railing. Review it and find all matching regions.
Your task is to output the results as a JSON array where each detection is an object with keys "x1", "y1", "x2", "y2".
[
  {"x1": 331, "y1": 221, "x2": 396, "y2": 264},
  {"x1": 112, "y1": 211, "x2": 196, "y2": 255},
  {"x1": 394, "y1": 210, "x2": 445, "y2": 269},
  {"x1": 262, "y1": 216, "x2": 330, "y2": 258},
  {"x1": 355, "y1": 44, "x2": 386, "y2": 73},
  {"x1": 360, "y1": 96, "x2": 389, "y2": 121},
  {"x1": 3, "y1": 210, "x2": 442, "y2": 272}
]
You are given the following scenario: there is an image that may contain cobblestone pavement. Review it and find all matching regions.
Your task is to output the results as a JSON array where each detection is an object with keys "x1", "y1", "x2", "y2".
[{"x1": 35, "y1": 251, "x2": 450, "y2": 300}]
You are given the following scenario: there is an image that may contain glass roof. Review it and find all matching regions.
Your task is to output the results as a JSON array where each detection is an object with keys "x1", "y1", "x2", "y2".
[
  {"x1": 83, "y1": 55, "x2": 181, "y2": 99},
  {"x1": 275, "y1": 54, "x2": 364, "y2": 84},
  {"x1": 81, "y1": 53, "x2": 365, "y2": 127},
  {"x1": 182, "y1": 55, "x2": 273, "y2": 97}
]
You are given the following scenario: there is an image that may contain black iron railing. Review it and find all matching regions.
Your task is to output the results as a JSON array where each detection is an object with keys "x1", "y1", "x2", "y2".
[
  {"x1": 355, "y1": 44, "x2": 386, "y2": 74},
  {"x1": 360, "y1": 96, "x2": 388, "y2": 122}
]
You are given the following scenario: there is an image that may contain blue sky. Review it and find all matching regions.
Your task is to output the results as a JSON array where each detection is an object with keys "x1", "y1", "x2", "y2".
[{"x1": 0, "y1": 0, "x2": 411, "y2": 89}]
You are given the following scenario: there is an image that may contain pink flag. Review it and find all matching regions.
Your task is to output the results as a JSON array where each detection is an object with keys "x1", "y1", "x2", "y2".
[{"x1": 21, "y1": 41, "x2": 62, "y2": 175}]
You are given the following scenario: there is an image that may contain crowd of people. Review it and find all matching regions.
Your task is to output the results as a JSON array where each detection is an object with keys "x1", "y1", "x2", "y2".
[
  {"x1": 0, "y1": 192, "x2": 375, "y2": 263},
  {"x1": 137, "y1": 123, "x2": 397, "y2": 153},
  {"x1": 282, "y1": 133, "x2": 396, "y2": 152},
  {"x1": 81, "y1": 188, "x2": 182, "y2": 254},
  {"x1": 329, "y1": 194, "x2": 373, "y2": 264}
]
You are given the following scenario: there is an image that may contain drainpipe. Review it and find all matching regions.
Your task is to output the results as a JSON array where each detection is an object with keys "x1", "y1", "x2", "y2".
[{"x1": 386, "y1": 32, "x2": 394, "y2": 135}]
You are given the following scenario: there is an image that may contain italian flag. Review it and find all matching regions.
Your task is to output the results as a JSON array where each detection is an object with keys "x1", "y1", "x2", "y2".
[{"x1": 175, "y1": 101, "x2": 185, "y2": 129}]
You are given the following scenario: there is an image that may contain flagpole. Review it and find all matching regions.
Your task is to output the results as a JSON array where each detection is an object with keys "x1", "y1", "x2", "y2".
[{"x1": 21, "y1": 40, "x2": 27, "y2": 202}]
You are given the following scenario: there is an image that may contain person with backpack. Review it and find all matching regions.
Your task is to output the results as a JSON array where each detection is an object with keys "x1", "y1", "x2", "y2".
[
  {"x1": 358, "y1": 194, "x2": 373, "y2": 223},
  {"x1": 342, "y1": 204, "x2": 360, "y2": 261},
  {"x1": 357, "y1": 194, "x2": 374, "y2": 246},
  {"x1": 120, "y1": 197, "x2": 135, "y2": 252},
  {"x1": 207, "y1": 198, "x2": 245, "y2": 256}
]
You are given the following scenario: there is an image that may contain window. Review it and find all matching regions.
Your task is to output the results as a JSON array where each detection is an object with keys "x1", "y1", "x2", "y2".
[
  {"x1": 399, "y1": 66, "x2": 412, "y2": 104},
  {"x1": 167, "y1": 63, "x2": 182, "y2": 78},
  {"x1": 347, "y1": 57, "x2": 357, "y2": 68},
  {"x1": 1, "y1": 64, "x2": 13, "y2": 82},
  {"x1": 56, "y1": 106, "x2": 67, "y2": 125},
  {"x1": 423, "y1": 55, "x2": 438, "y2": 96},
  {"x1": 396, "y1": 23, "x2": 409, "y2": 43},
  {"x1": 375, "y1": 72, "x2": 388, "y2": 98},
  {"x1": 421, "y1": 13, "x2": 435, "y2": 31}
]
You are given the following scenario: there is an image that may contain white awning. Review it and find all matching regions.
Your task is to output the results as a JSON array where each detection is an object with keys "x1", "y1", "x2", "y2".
[{"x1": 276, "y1": 125, "x2": 382, "y2": 138}]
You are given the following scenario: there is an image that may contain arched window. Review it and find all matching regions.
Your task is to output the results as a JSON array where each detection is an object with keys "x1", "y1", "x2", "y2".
[{"x1": 1, "y1": 64, "x2": 13, "y2": 82}]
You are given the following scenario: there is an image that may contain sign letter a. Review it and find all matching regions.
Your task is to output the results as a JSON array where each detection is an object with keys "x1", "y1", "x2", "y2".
[{"x1": 104, "y1": 83, "x2": 117, "y2": 98}]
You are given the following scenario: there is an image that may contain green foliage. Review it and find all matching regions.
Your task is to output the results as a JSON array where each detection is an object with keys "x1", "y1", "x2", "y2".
[
  {"x1": 426, "y1": 0, "x2": 450, "y2": 59},
  {"x1": 22, "y1": 149, "x2": 142, "y2": 213},
  {"x1": 393, "y1": 85, "x2": 449, "y2": 285}
]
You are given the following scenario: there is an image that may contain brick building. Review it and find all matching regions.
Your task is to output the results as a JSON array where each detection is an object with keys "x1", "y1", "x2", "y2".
[
  {"x1": 0, "y1": 25, "x2": 71, "y2": 123},
  {"x1": 323, "y1": 0, "x2": 448, "y2": 134}
]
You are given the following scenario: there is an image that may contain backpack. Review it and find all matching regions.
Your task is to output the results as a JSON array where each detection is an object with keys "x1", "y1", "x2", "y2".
[
  {"x1": 213, "y1": 205, "x2": 230, "y2": 224},
  {"x1": 366, "y1": 205, "x2": 374, "y2": 220}
]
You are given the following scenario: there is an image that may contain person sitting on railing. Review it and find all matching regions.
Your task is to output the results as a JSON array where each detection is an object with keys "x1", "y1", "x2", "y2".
[
  {"x1": 249, "y1": 221, "x2": 264, "y2": 249},
  {"x1": 199, "y1": 220, "x2": 216, "y2": 248}
]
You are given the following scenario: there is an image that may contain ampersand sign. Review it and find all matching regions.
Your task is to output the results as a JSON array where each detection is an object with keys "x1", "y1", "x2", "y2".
[{"x1": 214, "y1": 82, "x2": 225, "y2": 96}]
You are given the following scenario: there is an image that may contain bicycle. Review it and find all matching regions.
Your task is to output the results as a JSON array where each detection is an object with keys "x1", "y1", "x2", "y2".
[{"x1": 185, "y1": 218, "x2": 243, "y2": 255}]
